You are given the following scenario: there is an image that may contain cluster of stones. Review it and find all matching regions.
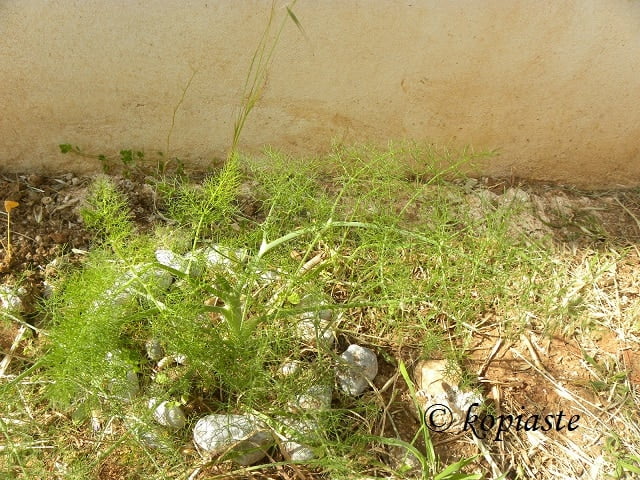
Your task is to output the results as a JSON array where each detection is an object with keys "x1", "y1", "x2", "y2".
[
  {"x1": 3, "y1": 247, "x2": 484, "y2": 473},
  {"x1": 188, "y1": 343, "x2": 378, "y2": 464},
  {"x1": 105, "y1": 247, "x2": 379, "y2": 465}
]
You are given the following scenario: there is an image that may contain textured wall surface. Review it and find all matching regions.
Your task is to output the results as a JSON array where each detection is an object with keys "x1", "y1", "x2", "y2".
[{"x1": 1, "y1": 0, "x2": 639, "y2": 187}]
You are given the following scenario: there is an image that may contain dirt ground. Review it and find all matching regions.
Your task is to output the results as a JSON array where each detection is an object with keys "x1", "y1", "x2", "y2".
[{"x1": 1, "y1": 170, "x2": 639, "y2": 478}]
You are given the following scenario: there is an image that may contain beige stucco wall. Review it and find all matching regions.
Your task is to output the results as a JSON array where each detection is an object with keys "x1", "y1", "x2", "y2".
[{"x1": 1, "y1": 0, "x2": 639, "y2": 187}]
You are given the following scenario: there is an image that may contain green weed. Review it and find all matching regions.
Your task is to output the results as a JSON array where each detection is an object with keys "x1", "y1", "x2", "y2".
[{"x1": 80, "y1": 177, "x2": 135, "y2": 249}]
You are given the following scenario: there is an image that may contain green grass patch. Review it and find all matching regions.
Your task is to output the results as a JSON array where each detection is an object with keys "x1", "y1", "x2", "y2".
[{"x1": 2, "y1": 145, "x2": 622, "y2": 479}]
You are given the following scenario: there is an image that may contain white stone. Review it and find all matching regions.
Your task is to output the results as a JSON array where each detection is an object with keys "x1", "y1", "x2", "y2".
[
  {"x1": 174, "y1": 353, "x2": 188, "y2": 365},
  {"x1": 193, "y1": 414, "x2": 273, "y2": 465},
  {"x1": 42, "y1": 280, "x2": 55, "y2": 299},
  {"x1": 256, "y1": 269, "x2": 280, "y2": 283},
  {"x1": 105, "y1": 351, "x2": 140, "y2": 401},
  {"x1": 119, "y1": 263, "x2": 174, "y2": 291},
  {"x1": 275, "y1": 417, "x2": 317, "y2": 462},
  {"x1": 278, "y1": 360, "x2": 302, "y2": 377},
  {"x1": 139, "y1": 430, "x2": 167, "y2": 449},
  {"x1": 205, "y1": 248, "x2": 231, "y2": 268},
  {"x1": 205, "y1": 245, "x2": 248, "y2": 269},
  {"x1": 104, "y1": 282, "x2": 133, "y2": 306},
  {"x1": 103, "y1": 263, "x2": 174, "y2": 306},
  {"x1": 283, "y1": 440, "x2": 314, "y2": 461},
  {"x1": 292, "y1": 384, "x2": 332, "y2": 411},
  {"x1": 296, "y1": 297, "x2": 336, "y2": 347},
  {"x1": 106, "y1": 369, "x2": 139, "y2": 402},
  {"x1": 148, "y1": 398, "x2": 186, "y2": 429},
  {"x1": 501, "y1": 187, "x2": 530, "y2": 205},
  {"x1": 414, "y1": 359, "x2": 483, "y2": 423},
  {"x1": 336, "y1": 345, "x2": 378, "y2": 396},
  {"x1": 0, "y1": 285, "x2": 23, "y2": 312},
  {"x1": 149, "y1": 267, "x2": 174, "y2": 290},
  {"x1": 297, "y1": 316, "x2": 335, "y2": 346},
  {"x1": 157, "y1": 353, "x2": 188, "y2": 370},
  {"x1": 155, "y1": 249, "x2": 202, "y2": 276},
  {"x1": 474, "y1": 189, "x2": 499, "y2": 205}
]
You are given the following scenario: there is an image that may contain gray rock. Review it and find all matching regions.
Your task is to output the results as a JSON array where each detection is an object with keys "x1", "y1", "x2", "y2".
[
  {"x1": 474, "y1": 189, "x2": 499, "y2": 205},
  {"x1": 205, "y1": 245, "x2": 248, "y2": 269},
  {"x1": 106, "y1": 369, "x2": 140, "y2": 402},
  {"x1": 336, "y1": 345, "x2": 378, "y2": 396},
  {"x1": 139, "y1": 429, "x2": 165, "y2": 449},
  {"x1": 155, "y1": 249, "x2": 202, "y2": 277},
  {"x1": 104, "y1": 263, "x2": 174, "y2": 306},
  {"x1": 145, "y1": 339, "x2": 165, "y2": 362},
  {"x1": 463, "y1": 177, "x2": 479, "y2": 192},
  {"x1": 127, "y1": 415, "x2": 172, "y2": 450},
  {"x1": 42, "y1": 280, "x2": 55, "y2": 299},
  {"x1": 388, "y1": 444, "x2": 422, "y2": 476},
  {"x1": 148, "y1": 266, "x2": 174, "y2": 290},
  {"x1": 255, "y1": 269, "x2": 281, "y2": 283},
  {"x1": 193, "y1": 414, "x2": 273, "y2": 465},
  {"x1": 296, "y1": 314, "x2": 335, "y2": 347},
  {"x1": 148, "y1": 399, "x2": 186, "y2": 429},
  {"x1": 292, "y1": 384, "x2": 332, "y2": 411},
  {"x1": 103, "y1": 280, "x2": 134, "y2": 306},
  {"x1": 296, "y1": 296, "x2": 336, "y2": 347},
  {"x1": 138, "y1": 428, "x2": 171, "y2": 450},
  {"x1": 501, "y1": 187, "x2": 530, "y2": 205},
  {"x1": 275, "y1": 417, "x2": 317, "y2": 462},
  {"x1": 278, "y1": 360, "x2": 302, "y2": 377}
]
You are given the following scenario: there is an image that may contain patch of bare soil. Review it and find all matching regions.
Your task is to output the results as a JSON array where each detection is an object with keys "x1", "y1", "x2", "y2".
[{"x1": 0, "y1": 173, "x2": 163, "y2": 309}]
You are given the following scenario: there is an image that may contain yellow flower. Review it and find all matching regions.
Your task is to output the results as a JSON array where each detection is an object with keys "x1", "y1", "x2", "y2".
[{"x1": 4, "y1": 200, "x2": 19, "y2": 213}]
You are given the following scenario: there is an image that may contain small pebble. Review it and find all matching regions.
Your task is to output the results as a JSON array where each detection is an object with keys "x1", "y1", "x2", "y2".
[
  {"x1": 292, "y1": 384, "x2": 332, "y2": 411},
  {"x1": 336, "y1": 345, "x2": 378, "y2": 396},
  {"x1": 145, "y1": 339, "x2": 165, "y2": 362},
  {"x1": 278, "y1": 360, "x2": 302, "y2": 377},
  {"x1": 27, "y1": 174, "x2": 44, "y2": 186},
  {"x1": 148, "y1": 398, "x2": 186, "y2": 429},
  {"x1": 275, "y1": 417, "x2": 317, "y2": 461}
]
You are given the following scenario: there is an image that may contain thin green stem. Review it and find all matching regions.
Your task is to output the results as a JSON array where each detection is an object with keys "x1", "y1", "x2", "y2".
[
  {"x1": 257, "y1": 220, "x2": 436, "y2": 260},
  {"x1": 165, "y1": 69, "x2": 198, "y2": 172},
  {"x1": 229, "y1": 1, "x2": 300, "y2": 159}
]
